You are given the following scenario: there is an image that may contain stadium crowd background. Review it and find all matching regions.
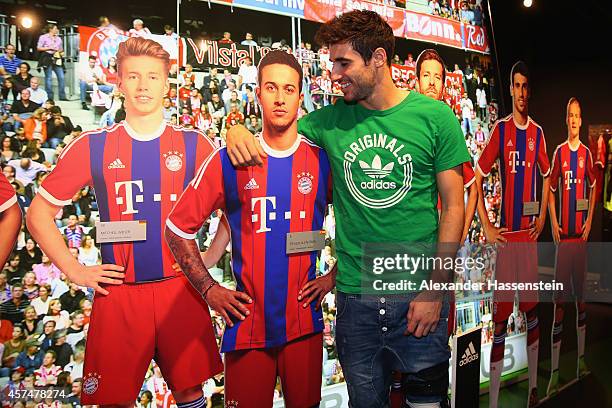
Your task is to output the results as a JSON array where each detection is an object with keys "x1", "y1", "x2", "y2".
[{"x1": 0, "y1": 14, "x2": 504, "y2": 407}]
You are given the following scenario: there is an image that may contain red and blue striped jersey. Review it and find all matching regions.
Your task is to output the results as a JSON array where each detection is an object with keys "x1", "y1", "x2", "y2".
[
  {"x1": 39, "y1": 121, "x2": 214, "y2": 283},
  {"x1": 549, "y1": 141, "x2": 596, "y2": 238},
  {"x1": 167, "y1": 135, "x2": 333, "y2": 352},
  {"x1": 477, "y1": 115, "x2": 551, "y2": 231},
  {"x1": 0, "y1": 173, "x2": 17, "y2": 213}
]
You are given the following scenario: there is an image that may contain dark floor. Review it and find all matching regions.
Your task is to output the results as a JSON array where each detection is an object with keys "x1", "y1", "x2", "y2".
[{"x1": 479, "y1": 302, "x2": 612, "y2": 407}]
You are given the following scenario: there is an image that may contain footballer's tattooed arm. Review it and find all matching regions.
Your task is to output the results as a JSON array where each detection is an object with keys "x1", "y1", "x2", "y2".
[{"x1": 165, "y1": 227, "x2": 252, "y2": 327}]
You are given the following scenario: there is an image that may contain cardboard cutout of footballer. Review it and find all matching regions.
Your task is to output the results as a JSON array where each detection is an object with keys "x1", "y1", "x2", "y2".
[
  {"x1": 27, "y1": 37, "x2": 221, "y2": 406},
  {"x1": 165, "y1": 50, "x2": 335, "y2": 408},
  {"x1": 475, "y1": 61, "x2": 551, "y2": 408},
  {"x1": 546, "y1": 97, "x2": 596, "y2": 396}
]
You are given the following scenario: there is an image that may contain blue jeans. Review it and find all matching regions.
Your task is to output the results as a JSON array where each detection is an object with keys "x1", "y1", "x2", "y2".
[
  {"x1": 45, "y1": 64, "x2": 66, "y2": 100},
  {"x1": 335, "y1": 292, "x2": 450, "y2": 408},
  {"x1": 80, "y1": 81, "x2": 113, "y2": 103}
]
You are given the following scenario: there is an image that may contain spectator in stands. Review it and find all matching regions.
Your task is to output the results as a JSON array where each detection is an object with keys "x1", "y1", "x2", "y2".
[
  {"x1": 137, "y1": 390, "x2": 154, "y2": 408},
  {"x1": 128, "y1": 19, "x2": 151, "y2": 38},
  {"x1": 225, "y1": 102, "x2": 244, "y2": 128},
  {"x1": 10, "y1": 89, "x2": 41, "y2": 131},
  {"x1": 46, "y1": 106, "x2": 73, "y2": 148},
  {"x1": 30, "y1": 284, "x2": 51, "y2": 317},
  {"x1": 194, "y1": 105, "x2": 213, "y2": 131},
  {"x1": 164, "y1": 25, "x2": 178, "y2": 40},
  {"x1": 50, "y1": 329, "x2": 72, "y2": 368},
  {"x1": 19, "y1": 239, "x2": 42, "y2": 272},
  {"x1": 179, "y1": 107, "x2": 193, "y2": 128},
  {"x1": 23, "y1": 109, "x2": 48, "y2": 144},
  {"x1": 201, "y1": 68, "x2": 219, "y2": 102},
  {"x1": 4, "y1": 253, "x2": 24, "y2": 285},
  {"x1": 180, "y1": 64, "x2": 195, "y2": 86},
  {"x1": 243, "y1": 91, "x2": 260, "y2": 118},
  {"x1": 63, "y1": 214, "x2": 85, "y2": 248},
  {"x1": 476, "y1": 84, "x2": 487, "y2": 121},
  {"x1": 64, "y1": 346, "x2": 84, "y2": 382},
  {"x1": 34, "y1": 350, "x2": 61, "y2": 385},
  {"x1": 1, "y1": 136, "x2": 18, "y2": 165},
  {"x1": 223, "y1": 88, "x2": 242, "y2": 114},
  {"x1": 208, "y1": 93, "x2": 225, "y2": 124},
  {"x1": 189, "y1": 88, "x2": 203, "y2": 113},
  {"x1": 59, "y1": 282, "x2": 85, "y2": 315},
  {"x1": 0, "y1": 272, "x2": 10, "y2": 304},
  {"x1": 219, "y1": 31, "x2": 233, "y2": 44},
  {"x1": 0, "y1": 44, "x2": 21, "y2": 78},
  {"x1": 38, "y1": 321, "x2": 55, "y2": 351},
  {"x1": 218, "y1": 69, "x2": 234, "y2": 95},
  {"x1": 23, "y1": 77, "x2": 48, "y2": 106},
  {"x1": 0, "y1": 325, "x2": 25, "y2": 375},
  {"x1": 79, "y1": 55, "x2": 114, "y2": 111},
  {"x1": 77, "y1": 235, "x2": 99, "y2": 267},
  {"x1": 36, "y1": 24, "x2": 67, "y2": 101},
  {"x1": 238, "y1": 57, "x2": 257, "y2": 91},
  {"x1": 25, "y1": 171, "x2": 47, "y2": 202},
  {"x1": 161, "y1": 97, "x2": 176, "y2": 123},
  {"x1": 246, "y1": 114, "x2": 261, "y2": 134},
  {"x1": 391, "y1": 54, "x2": 401, "y2": 65},
  {"x1": 14, "y1": 337, "x2": 42, "y2": 375},
  {"x1": 460, "y1": 92, "x2": 473, "y2": 134},
  {"x1": 33, "y1": 254, "x2": 60, "y2": 287},
  {"x1": 22, "y1": 140, "x2": 45, "y2": 166},
  {"x1": 103, "y1": 56, "x2": 119, "y2": 86},
  {"x1": 473, "y1": 5, "x2": 483, "y2": 26},
  {"x1": 42, "y1": 299, "x2": 69, "y2": 331},
  {"x1": 66, "y1": 311, "x2": 84, "y2": 335},
  {"x1": 1, "y1": 284, "x2": 29, "y2": 324},
  {"x1": 10, "y1": 63, "x2": 32, "y2": 94},
  {"x1": 22, "y1": 271, "x2": 39, "y2": 300},
  {"x1": 7, "y1": 158, "x2": 48, "y2": 186},
  {"x1": 241, "y1": 32, "x2": 257, "y2": 47},
  {"x1": 1, "y1": 77, "x2": 17, "y2": 112},
  {"x1": 178, "y1": 78, "x2": 194, "y2": 107},
  {"x1": 67, "y1": 377, "x2": 83, "y2": 406},
  {"x1": 62, "y1": 125, "x2": 82, "y2": 146}
]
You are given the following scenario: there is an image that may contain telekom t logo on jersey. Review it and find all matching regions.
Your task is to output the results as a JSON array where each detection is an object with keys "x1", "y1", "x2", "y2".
[
  {"x1": 250, "y1": 196, "x2": 307, "y2": 233},
  {"x1": 507, "y1": 151, "x2": 529, "y2": 174},
  {"x1": 564, "y1": 170, "x2": 579, "y2": 190},
  {"x1": 114, "y1": 180, "x2": 178, "y2": 215}
]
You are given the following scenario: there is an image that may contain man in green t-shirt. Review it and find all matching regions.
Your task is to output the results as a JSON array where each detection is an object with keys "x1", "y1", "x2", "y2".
[{"x1": 226, "y1": 10, "x2": 469, "y2": 408}]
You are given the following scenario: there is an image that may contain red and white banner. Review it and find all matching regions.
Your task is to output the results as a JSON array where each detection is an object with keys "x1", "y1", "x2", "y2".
[
  {"x1": 304, "y1": 0, "x2": 406, "y2": 37},
  {"x1": 304, "y1": 0, "x2": 489, "y2": 54},
  {"x1": 404, "y1": 10, "x2": 488, "y2": 53}
]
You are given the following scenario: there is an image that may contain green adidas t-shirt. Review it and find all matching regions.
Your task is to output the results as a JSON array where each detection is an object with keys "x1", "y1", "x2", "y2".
[{"x1": 298, "y1": 91, "x2": 470, "y2": 294}]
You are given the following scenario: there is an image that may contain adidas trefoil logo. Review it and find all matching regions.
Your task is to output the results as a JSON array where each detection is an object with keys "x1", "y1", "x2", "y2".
[
  {"x1": 108, "y1": 158, "x2": 126, "y2": 169},
  {"x1": 244, "y1": 178, "x2": 259, "y2": 190},
  {"x1": 359, "y1": 155, "x2": 394, "y2": 179},
  {"x1": 459, "y1": 341, "x2": 479, "y2": 366}
]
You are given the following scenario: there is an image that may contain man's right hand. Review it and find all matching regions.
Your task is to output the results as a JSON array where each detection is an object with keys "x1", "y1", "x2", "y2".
[
  {"x1": 205, "y1": 284, "x2": 252, "y2": 327},
  {"x1": 226, "y1": 124, "x2": 267, "y2": 167},
  {"x1": 483, "y1": 223, "x2": 508, "y2": 244},
  {"x1": 73, "y1": 264, "x2": 126, "y2": 295}
]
